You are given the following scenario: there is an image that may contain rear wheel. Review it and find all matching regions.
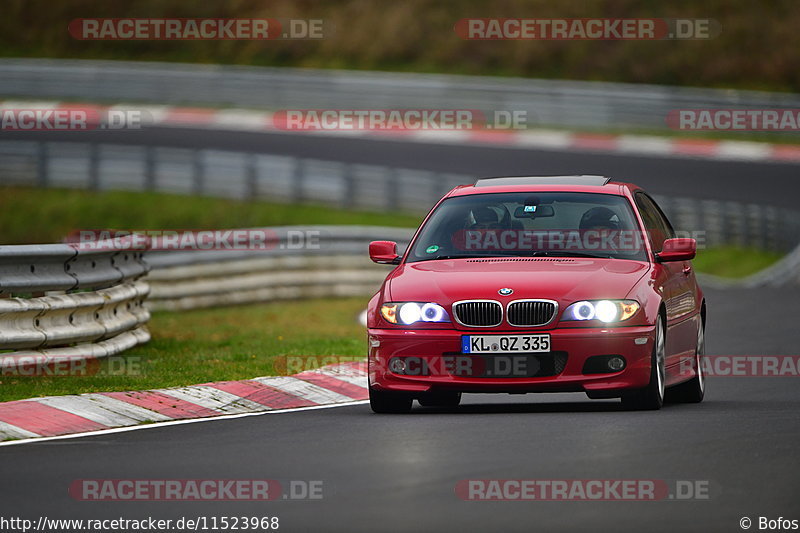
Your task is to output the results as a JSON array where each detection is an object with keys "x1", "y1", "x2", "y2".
[
  {"x1": 369, "y1": 388, "x2": 413, "y2": 414},
  {"x1": 665, "y1": 320, "x2": 705, "y2": 403},
  {"x1": 621, "y1": 314, "x2": 665, "y2": 411},
  {"x1": 418, "y1": 391, "x2": 462, "y2": 408}
]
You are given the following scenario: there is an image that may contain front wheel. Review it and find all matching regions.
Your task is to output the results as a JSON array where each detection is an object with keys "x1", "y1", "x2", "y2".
[
  {"x1": 621, "y1": 314, "x2": 665, "y2": 411},
  {"x1": 665, "y1": 319, "x2": 705, "y2": 403},
  {"x1": 369, "y1": 388, "x2": 413, "y2": 414}
]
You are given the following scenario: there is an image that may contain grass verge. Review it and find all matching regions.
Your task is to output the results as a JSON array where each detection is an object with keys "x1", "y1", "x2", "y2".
[
  {"x1": 0, "y1": 186, "x2": 421, "y2": 245},
  {"x1": 694, "y1": 246, "x2": 784, "y2": 279}
]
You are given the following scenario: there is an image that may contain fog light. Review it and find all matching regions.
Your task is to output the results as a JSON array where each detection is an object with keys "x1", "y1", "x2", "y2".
[
  {"x1": 389, "y1": 358, "x2": 406, "y2": 374},
  {"x1": 607, "y1": 356, "x2": 626, "y2": 371}
]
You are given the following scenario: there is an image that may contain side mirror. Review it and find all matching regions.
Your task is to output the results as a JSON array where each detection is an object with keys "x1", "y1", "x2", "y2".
[
  {"x1": 369, "y1": 241, "x2": 401, "y2": 264},
  {"x1": 656, "y1": 238, "x2": 696, "y2": 262}
]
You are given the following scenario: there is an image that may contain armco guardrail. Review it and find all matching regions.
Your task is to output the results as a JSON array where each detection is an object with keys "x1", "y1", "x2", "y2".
[
  {"x1": 144, "y1": 226, "x2": 412, "y2": 310},
  {"x1": 0, "y1": 237, "x2": 151, "y2": 371},
  {"x1": 2, "y1": 59, "x2": 800, "y2": 131}
]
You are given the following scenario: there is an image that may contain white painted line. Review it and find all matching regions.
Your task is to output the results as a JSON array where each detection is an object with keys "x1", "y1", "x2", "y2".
[
  {"x1": 0, "y1": 420, "x2": 41, "y2": 440},
  {"x1": 514, "y1": 130, "x2": 572, "y2": 149},
  {"x1": 305, "y1": 129, "x2": 372, "y2": 138},
  {"x1": 314, "y1": 368, "x2": 368, "y2": 388},
  {"x1": 714, "y1": 141, "x2": 772, "y2": 160},
  {"x1": 252, "y1": 376, "x2": 355, "y2": 404},
  {"x1": 0, "y1": 400, "x2": 369, "y2": 447},
  {"x1": 82, "y1": 393, "x2": 173, "y2": 423},
  {"x1": 412, "y1": 130, "x2": 474, "y2": 144},
  {"x1": 34, "y1": 396, "x2": 139, "y2": 427},
  {"x1": 158, "y1": 385, "x2": 266, "y2": 414},
  {"x1": 211, "y1": 109, "x2": 272, "y2": 130},
  {"x1": 136, "y1": 105, "x2": 173, "y2": 124},
  {"x1": 1, "y1": 100, "x2": 62, "y2": 110},
  {"x1": 315, "y1": 363, "x2": 367, "y2": 378},
  {"x1": 616, "y1": 135, "x2": 674, "y2": 155}
]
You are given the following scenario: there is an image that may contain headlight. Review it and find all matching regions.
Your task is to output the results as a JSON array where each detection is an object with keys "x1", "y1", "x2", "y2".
[
  {"x1": 380, "y1": 302, "x2": 450, "y2": 325},
  {"x1": 563, "y1": 300, "x2": 640, "y2": 323}
]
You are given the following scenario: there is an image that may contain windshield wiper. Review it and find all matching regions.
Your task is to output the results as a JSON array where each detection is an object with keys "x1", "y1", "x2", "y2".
[{"x1": 529, "y1": 251, "x2": 613, "y2": 259}]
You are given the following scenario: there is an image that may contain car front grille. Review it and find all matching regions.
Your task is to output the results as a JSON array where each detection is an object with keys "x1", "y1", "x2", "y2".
[
  {"x1": 506, "y1": 300, "x2": 557, "y2": 327},
  {"x1": 453, "y1": 300, "x2": 502, "y2": 327}
]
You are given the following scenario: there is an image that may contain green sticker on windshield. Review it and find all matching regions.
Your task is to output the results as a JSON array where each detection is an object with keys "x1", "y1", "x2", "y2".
[{"x1": 426, "y1": 245, "x2": 440, "y2": 254}]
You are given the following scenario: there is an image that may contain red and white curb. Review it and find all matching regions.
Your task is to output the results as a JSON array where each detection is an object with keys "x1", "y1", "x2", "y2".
[
  {"x1": 0, "y1": 361, "x2": 367, "y2": 443},
  {"x1": 4, "y1": 100, "x2": 800, "y2": 164}
]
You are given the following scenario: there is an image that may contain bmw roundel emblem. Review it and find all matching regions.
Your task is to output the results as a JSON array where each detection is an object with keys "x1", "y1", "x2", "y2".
[{"x1": 498, "y1": 288, "x2": 514, "y2": 296}]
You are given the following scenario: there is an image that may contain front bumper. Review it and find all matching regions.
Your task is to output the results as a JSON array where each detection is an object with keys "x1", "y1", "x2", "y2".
[{"x1": 368, "y1": 325, "x2": 655, "y2": 396}]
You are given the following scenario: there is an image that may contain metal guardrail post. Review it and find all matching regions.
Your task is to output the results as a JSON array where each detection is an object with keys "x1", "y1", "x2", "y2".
[
  {"x1": 292, "y1": 157, "x2": 305, "y2": 203},
  {"x1": 88, "y1": 143, "x2": 100, "y2": 190},
  {"x1": 385, "y1": 167, "x2": 398, "y2": 211},
  {"x1": 246, "y1": 153, "x2": 258, "y2": 200},
  {"x1": 144, "y1": 146, "x2": 156, "y2": 191},
  {"x1": 36, "y1": 142, "x2": 48, "y2": 187},
  {"x1": 341, "y1": 163, "x2": 355, "y2": 209},
  {"x1": 192, "y1": 149, "x2": 204, "y2": 195}
]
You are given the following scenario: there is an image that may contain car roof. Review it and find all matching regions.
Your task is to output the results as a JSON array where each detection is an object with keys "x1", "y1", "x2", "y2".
[{"x1": 448, "y1": 175, "x2": 636, "y2": 197}]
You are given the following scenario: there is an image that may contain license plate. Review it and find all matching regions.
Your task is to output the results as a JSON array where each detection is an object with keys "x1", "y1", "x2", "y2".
[{"x1": 462, "y1": 334, "x2": 551, "y2": 354}]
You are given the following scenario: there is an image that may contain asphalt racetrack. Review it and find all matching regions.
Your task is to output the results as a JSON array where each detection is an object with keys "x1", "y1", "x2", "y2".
[{"x1": 2, "y1": 129, "x2": 798, "y2": 532}]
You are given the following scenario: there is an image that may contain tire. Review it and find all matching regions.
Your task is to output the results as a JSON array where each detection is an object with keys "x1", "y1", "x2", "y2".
[
  {"x1": 665, "y1": 319, "x2": 706, "y2": 403},
  {"x1": 369, "y1": 388, "x2": 413, "y2": 414},
  {"x1": 418, "y1": 391, "x2": 462, "y2": 408},
  {"x1": 621, "y1": 314, "x2": 666, "y2": 411}
]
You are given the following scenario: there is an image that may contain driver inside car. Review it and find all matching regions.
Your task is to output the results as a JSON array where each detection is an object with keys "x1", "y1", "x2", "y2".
[
  {"x1": 468, "y1": 206, "x2": 505, "y2": 230},
  {"x1": 579, "y1": 206, "x2": 622, "y2": 254}
]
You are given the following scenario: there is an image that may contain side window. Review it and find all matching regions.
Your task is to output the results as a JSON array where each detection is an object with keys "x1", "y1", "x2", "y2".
[
  {"x1": 647, "y1": 195, "x2": 676, "y2": 240},
  {"x1": 635, "y1": 193, "x2": 673, "y2": 253}
]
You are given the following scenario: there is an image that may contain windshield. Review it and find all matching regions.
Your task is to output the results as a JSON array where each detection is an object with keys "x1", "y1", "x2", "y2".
[{"x1": 406, "y1": 192, "x2": 648, "y2": 262}]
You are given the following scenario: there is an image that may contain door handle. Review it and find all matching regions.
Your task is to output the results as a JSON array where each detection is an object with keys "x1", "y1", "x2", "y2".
[{"x1": 682, "y1": 265, "x2": 692, "y2": 276}]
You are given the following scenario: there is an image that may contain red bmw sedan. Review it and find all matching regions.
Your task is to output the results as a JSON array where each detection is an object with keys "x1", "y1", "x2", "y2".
[{"x1": 366, "y1": 175, "x2": 706, "y2": 412}]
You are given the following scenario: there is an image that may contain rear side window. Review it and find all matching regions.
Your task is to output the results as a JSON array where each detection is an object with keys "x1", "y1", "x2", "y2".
[{"x1": 634, "y1": 192, "x2": 674, "y2": 253}]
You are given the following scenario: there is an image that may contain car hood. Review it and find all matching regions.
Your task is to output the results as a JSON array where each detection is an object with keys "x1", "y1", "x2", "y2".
[{"x1": 387, "y1": 257, "x2": 650, "y2": 305}]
